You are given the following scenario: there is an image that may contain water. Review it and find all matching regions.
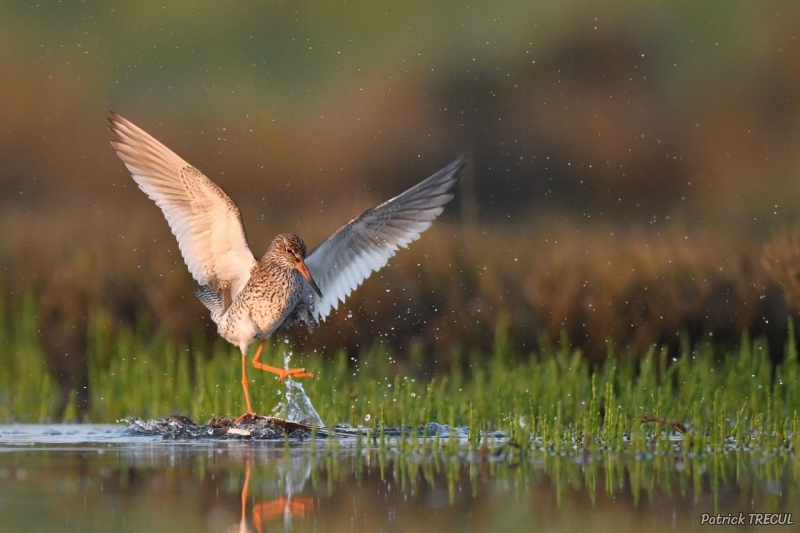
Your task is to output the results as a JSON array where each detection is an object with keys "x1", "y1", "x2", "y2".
[
  {"x1": 0, "y1": 425, "x2": 798, "y2": 532},
  {"x1": 272, "y1": 378, "x2": 324, "y2": 428},
  {"x1": 274, "y1": 351, "x2": 325, "y2": 428}
]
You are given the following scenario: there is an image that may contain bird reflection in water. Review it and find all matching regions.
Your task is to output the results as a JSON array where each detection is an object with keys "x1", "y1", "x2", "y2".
[{"x1": 226, "y1": 458, "x2": 315, "y2": 533}]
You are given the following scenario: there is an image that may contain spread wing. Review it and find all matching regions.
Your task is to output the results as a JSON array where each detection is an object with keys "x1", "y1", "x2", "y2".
[
  {"x1": 108, "y1": 112, "x2": 256, "y2": 301},
  {"x1": 304, "y1": 156, "x2": 464, "y2": 323}
]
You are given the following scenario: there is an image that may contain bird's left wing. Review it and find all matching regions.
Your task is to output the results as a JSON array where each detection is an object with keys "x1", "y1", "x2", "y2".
[{"x1": 304, "y1": 156, "x2": 465, "y2": 323}]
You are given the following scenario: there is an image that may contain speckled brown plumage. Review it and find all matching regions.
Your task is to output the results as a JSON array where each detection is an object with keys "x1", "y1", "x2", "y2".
[{"x1": 217, "y1": 234, "x2": 312, "y2": 352}]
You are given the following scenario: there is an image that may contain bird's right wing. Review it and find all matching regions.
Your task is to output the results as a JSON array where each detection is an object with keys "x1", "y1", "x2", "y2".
[
  {"x1": 304, "y1": 156, "x2": 465, "y2": 323},
  {"x1": 108, "y1": 112, "x2": 256, "y2": 301}
]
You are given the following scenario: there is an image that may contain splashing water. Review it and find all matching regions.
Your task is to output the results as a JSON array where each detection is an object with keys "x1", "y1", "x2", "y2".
[
  {"x1": 272, "y1": 350, "x2": 324, "y2": 427},
  {"x1": 273, "y1": 379, "x2": 324, "y2": 428}
]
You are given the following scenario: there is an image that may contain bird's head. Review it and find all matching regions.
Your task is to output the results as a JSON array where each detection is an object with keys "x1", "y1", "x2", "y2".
[{"x1": 268, "y1": 234, "x2": 322, "y2": 297}]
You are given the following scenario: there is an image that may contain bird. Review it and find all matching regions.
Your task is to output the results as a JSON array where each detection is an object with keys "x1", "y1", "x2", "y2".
[{"x1": 108, "y1": 111, "x2": 464, "y2": 420}]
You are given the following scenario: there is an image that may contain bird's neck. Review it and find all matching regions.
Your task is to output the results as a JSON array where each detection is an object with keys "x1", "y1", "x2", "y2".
[{"x1": 257, "y1": 255, "x2": 296, "y2": 277}]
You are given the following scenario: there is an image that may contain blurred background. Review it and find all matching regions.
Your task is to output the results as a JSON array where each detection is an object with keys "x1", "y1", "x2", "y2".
[{"x1": 2, "y1": 0, "x2": 800, "y2": 414}]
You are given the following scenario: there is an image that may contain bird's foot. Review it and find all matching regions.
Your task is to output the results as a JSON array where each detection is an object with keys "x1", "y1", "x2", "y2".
[
  {"x1": 233, "y1": 412, "x2": 258, "y2": 426},
  {"x1": 251, "y1": 339, "x2": 315, "y2": 384},
  {"x1": 277, "y1": 368, "x2": 315, "y2": 385}
]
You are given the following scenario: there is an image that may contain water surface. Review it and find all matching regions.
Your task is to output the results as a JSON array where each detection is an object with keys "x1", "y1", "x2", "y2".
[{"x1": 0, "y1": 424, "x2": 797, "y2": 532}]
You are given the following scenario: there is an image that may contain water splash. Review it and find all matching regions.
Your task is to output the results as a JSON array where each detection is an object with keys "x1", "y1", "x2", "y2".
[
  {"x1": 272, "y1": 379, "x2": 324, "y2": 427},
  {"x1": 278, "y1": 454, "x2": 312, "y2": 499},
  {"x1": 272, "y1": 349, "x2": 324, "y2": 427}
]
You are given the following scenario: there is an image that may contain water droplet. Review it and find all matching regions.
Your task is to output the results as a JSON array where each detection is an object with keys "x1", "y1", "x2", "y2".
[{"x1": 411, "y1": 392, "x2": 416, "y2": 398}]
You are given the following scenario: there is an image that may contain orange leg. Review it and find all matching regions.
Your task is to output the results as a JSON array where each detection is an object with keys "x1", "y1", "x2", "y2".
[
  {"x1": 251, "y1": 339, "x2": 314, "y2": 383},
  {"x1": 241, "y1": 351, "x2": 254, "y2": 414},
  {"x1": 234, "y1": 341, "x2": 314, "y2": 426},
  {"x1": 234, "y1": 352, "x2": 256, "y2": 425}
]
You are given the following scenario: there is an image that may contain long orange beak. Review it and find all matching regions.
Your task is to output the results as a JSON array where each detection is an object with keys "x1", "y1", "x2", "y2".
[{"x1": 296, "y1": 260, "x2": 323, "y2": 298}]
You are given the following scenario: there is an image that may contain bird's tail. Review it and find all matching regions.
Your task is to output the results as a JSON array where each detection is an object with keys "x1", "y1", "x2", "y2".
[{"x1": 195, "y1": 286, "x2": 224, "y2": 323}]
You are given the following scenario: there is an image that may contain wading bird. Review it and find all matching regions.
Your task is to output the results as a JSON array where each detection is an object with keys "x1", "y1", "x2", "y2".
[{"x1": 109, "y1": 112, "x2": 463, "y2": 420}]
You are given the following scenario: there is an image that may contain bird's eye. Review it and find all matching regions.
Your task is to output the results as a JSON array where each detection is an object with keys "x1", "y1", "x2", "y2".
[{"x1": 287, "y1": 247, "x2": 294, "y2": 255}]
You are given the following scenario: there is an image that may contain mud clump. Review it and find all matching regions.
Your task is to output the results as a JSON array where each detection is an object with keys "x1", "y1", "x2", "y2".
[{"x1": 123, "y1": 415, "x2": 319, "y2": 440}]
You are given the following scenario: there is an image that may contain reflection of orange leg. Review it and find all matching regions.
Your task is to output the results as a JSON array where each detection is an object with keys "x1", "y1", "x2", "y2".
[
  {"x1": 252, "y1": 340, "x2": 314, "y2": 383},
  {"x1": 287, "y1": 498, "x2": 314, "y2": 516},
  {"x1": 254, "y1": 505, "x2": 265, "y2": 533},
  {"x1": 253, "y1": 496, "x2": 315, "y2": 526},
  {"x1": 241, "y1": 463, "x2": 251, "y2": 527}
]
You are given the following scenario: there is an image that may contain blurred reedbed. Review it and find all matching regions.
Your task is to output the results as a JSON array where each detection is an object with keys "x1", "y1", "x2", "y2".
[{"x1": 1, "y1": 206, "x2": 797, "y2": 369}]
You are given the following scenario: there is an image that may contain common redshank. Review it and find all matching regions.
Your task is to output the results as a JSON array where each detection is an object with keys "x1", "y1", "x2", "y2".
[{"x1": 108, "y1": 112, "x2": 464, "y2": 419}]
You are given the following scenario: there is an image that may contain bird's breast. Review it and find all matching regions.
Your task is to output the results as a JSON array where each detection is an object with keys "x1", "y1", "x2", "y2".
[{"x1": 222, "y1": 266, "x2": 303, "y2": 343}]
